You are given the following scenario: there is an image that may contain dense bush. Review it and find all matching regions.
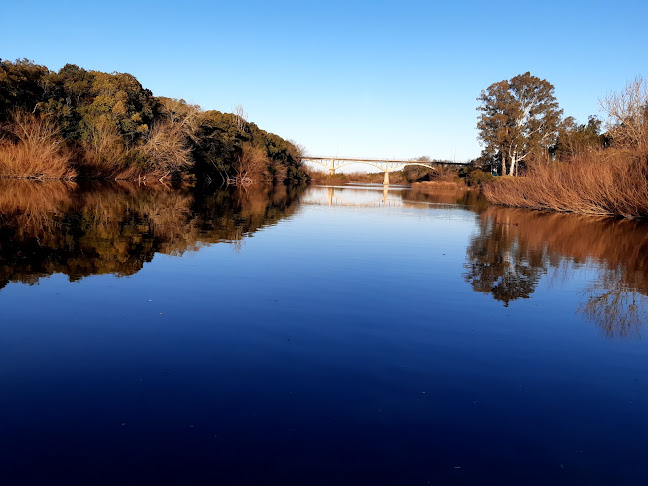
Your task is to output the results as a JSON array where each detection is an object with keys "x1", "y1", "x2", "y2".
[{"x1": 0, "y1": 59, "x2": 308, "y2": 183}]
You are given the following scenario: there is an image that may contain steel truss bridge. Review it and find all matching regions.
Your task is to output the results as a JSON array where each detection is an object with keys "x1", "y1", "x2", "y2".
[{"x1": 301, "y1": 156, "x2": 469, "y2": 184}]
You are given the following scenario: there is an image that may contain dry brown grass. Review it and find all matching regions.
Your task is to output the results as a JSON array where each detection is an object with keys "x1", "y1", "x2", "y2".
[
  {"x1": 0, "y1": 112, "x2": 76, "y2": 179},
  {"x1": 483, "y1": 151, "x2": 648, "y2": 218}
]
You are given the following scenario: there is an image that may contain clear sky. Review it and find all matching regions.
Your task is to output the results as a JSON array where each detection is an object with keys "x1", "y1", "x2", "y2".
[{"x1": 2, "y1": 0, "x2": 647, "y2": 161}]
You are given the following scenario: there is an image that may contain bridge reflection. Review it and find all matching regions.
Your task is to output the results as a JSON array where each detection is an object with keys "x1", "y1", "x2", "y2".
[{"x1": 300, "y1": 185, "x2": 472, "y2": 209}]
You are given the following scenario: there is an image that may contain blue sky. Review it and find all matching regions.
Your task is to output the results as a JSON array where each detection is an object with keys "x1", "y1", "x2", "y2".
[{"x1": 2, "y1": 0, "x2": 647, "y2": 161}]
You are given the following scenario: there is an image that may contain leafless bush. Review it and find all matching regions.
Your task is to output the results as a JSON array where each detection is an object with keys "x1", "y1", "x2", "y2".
[
  {"x1": 600, "y1": 77, "x2": 648, "y2": 155},
  {"x1": 0, "y1": 111, "x2": 75, "y2": 179},
  {"x1": 139, "y1": 120, "x2": 193, "y2": 180},
  {"x1": 228, "y1": 144, "x2": 268, "y2": 185}
]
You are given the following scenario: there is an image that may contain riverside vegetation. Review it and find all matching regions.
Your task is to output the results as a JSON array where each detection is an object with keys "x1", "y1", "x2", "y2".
[
  {"x1": 0, "y1": 59, "x2": 308, "y2": 184},
  {"x1": 475, "y1": 73, "x2": 648, "y2": 218},
  {"x1": 3, "y1": 59, "x2": 648, "y2": 218}
]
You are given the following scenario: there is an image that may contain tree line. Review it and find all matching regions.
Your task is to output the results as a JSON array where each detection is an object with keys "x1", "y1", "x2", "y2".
[{"x1": 0, "y1": 59, "x2": 309, "y2": 183}]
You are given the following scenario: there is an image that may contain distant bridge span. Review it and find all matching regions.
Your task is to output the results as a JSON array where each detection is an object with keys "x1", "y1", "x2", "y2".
[{"x1": 300, "y1": 156, "x2": 469, "y2": 184}]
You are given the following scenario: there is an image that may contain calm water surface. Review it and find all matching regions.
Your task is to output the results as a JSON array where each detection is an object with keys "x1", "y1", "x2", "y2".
[{"x1": 1, "y1": 181, "x2": 647, "y2": 485}]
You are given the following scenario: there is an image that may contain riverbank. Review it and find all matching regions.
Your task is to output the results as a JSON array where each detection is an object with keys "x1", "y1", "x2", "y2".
[{"x1": 483, "y1": 152, "x2": 648, "y2": 219}]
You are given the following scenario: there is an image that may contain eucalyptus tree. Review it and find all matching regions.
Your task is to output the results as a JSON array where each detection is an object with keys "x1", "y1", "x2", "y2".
[{"x1": 477, "y1": 72, "x2": 562, "y2": 176}]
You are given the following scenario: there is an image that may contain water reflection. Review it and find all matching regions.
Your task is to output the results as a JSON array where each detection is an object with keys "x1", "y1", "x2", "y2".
[
  {"x1": 2, "y1": 182, "x2": 647, "y2": 337},
  {"x1": 303, "y1": 184, "x2": 489, "y2": 209},
  {"x1": 0, "y1": 181, "x2": 303, "y2": 290},
  {"x1": 466, "y1": 206, "x2": 648, "y2": 337}
]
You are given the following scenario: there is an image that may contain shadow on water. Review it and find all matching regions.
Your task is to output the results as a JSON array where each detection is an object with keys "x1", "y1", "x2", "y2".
[
  {"x1": 465, "y1": 206, "x2": 648, "y2": 337},
  {"x1": 0, "y1": 180, "x2": 304, "y2": 290}
]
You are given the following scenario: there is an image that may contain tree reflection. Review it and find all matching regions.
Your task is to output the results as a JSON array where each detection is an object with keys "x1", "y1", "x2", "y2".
[
  {"x1": 0, "y1": 181, "x2": 304, "y2": 290},
  {"x1": 581, "y1": 272, "x2": 648, "y2": 338},
  {"x1": 465, "y1": 207, "x2": 648, "y2": 337}
]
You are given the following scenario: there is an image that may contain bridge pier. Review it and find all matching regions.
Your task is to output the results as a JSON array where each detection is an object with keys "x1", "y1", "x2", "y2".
[
  {"x1": 383, "y1": 171, "x2": 389, "y2": 185},
  {"x1": 328, "y1": 168, "x2": 335, "y2": 176}
]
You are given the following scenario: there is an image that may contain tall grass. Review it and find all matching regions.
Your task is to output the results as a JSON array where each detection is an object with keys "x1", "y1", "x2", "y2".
[
  {"x1": 0, "y1": 112, "x2": 76, "y2": 179},
  {"x1": 483, "y1": 152, "x2": 648, "y2": 218}
]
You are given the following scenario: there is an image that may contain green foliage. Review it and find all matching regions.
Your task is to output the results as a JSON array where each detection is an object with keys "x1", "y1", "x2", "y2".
[
  {"x1": 193, "y1": 110, "x2": 308, "y2": 183},
  {"x1": 0, "y1": 59, "x2": 307, "y2": 183},
  {"x1": 553, "y1": 116, "x2": 608, "y2": 158},
  {"x1": 477, "y1": 72, "x2": 563, "y2": 176},
  {"x1": 40, "y1": 64, "x2": 159, "y2": 144},
  {"x1": 0, "y1": 59, "x2": 50, "y2": 122}
]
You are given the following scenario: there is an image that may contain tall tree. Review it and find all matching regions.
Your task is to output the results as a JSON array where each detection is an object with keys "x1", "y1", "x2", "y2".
[{"x1": 477, "y1": 72, "x2": 562, "y2": 176}]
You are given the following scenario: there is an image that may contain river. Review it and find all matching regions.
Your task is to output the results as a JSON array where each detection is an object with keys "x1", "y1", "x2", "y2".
[{"x1": 1, "y1": 182, "x2": 646, "y2": 485}]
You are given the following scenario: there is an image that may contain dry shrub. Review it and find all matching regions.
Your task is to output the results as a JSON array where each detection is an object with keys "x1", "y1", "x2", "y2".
[
  {"x1": 138, "y1": 120, "x2": 193, "y2": 180},
  {"x1": 433, "y1": 165, "x2": 460, "y2": 181},
  {"x1": 79, "y1": 119, "x2": 193, "y2": 181},
  {"x1": 0, "y1": 111, "x2": 76, "y2": 179},
  {"x1": 80, "y1": 119, "x2": 129, "y2": 178},
  {"x1": 483, "y1": 151, "x2": 648, "y2": 218},
  {"x1": 229, "y1": 144, "x2": 268, "y2": 185}
]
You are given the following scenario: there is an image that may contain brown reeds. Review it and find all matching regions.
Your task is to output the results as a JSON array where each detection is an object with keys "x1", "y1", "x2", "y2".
[
  {"x1": 0, "y1": 111, "x2": 76, "y2": 179},
  {"x1": 483, "y1": 151, "x2": 648, "y2": 218}
]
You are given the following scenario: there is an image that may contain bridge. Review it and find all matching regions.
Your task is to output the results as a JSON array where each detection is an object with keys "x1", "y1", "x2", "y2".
[{"x1": 301, "y1": 156, "x2": 469, "y2": 184}]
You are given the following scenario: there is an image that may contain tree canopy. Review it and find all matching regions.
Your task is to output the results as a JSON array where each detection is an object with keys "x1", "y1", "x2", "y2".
[{"x1": 477, "y1": 72, "x2": 562, "y2": 176}]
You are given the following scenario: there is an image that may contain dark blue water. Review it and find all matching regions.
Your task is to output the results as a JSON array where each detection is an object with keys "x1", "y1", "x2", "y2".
[{"x1": 1, "y1": 183, "x2": 647, "y2": 485}]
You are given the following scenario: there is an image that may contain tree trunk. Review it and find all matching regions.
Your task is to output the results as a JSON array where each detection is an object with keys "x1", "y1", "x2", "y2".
[
  {"x1": 501, "y1": 153, "x2": 506, "y2": 176},
  {"x1": 509, "y1": 153, "x2": 517, "y2": 176}
]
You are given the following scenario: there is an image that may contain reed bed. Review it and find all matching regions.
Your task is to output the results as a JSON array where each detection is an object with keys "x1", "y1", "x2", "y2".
[{"x1": 483, "y1": 152, "x2": 648, "y2": 218}]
